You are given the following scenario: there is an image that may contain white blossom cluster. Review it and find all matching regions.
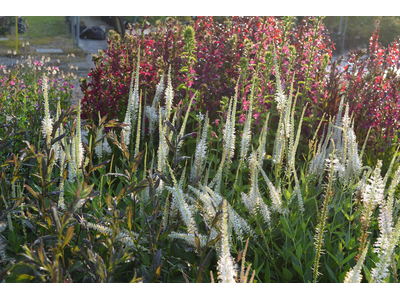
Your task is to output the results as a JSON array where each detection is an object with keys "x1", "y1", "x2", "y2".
[
  {"x1": 122, "y1": 52, "x2": 141, "y2": 147},
  {"x1": 191, "y1": 112, "x2": 209, "y2": 182},
  {"x1": 94, "y1": 126, "x2": 112, "y2": 160},
  {"x1": 239, "y1": 78, "x2": 255, "y2": 162},
  {"x1": 41, "y1": 75, "x2": 53, "y2": 146},
  {"x1": 217, "y1": 200, "x2": 237, "y2": 283},
  {"x1": 165, "y1": 164, "x2": 197, "y2": 235},
  {"x1": 344, "y1": 243, "x2": 369, "y2": 283},
  {"x1": 308, "y1": 98, "x2": 363, "y2": 182},
  {"x1": 240, "y1": 152, "x2": 272, "y2": 227},
  {"x1": 68, "y1": 99, "x2": 85, "y2": 182}
]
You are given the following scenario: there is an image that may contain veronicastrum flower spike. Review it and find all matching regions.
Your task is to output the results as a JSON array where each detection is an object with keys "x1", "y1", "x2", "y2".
[
  {"x1": 191, "y1": 111, "x2": 209, "y2": 182},
  {"x1": 239, "y1": 74, "x2": 256, "y2": 162},
  {"x1": 41, "y1": 74, "x2": 53, "y2": 147},
  {"x1": 217, "y1": 199, "x2": 237, "y2": 283},
  {"x1": 344, "y1": 242, "x2": 369, "y2": 283}
]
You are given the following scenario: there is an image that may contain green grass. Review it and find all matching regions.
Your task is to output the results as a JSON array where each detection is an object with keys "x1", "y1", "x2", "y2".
[{"x1": 0, "y1": 16, "x2": 85, "y2": 60}]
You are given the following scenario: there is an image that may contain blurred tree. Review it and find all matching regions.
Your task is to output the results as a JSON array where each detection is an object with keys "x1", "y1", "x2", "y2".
[{"x1": 324, "y1": 16, "x2": 400, "y2": 51}]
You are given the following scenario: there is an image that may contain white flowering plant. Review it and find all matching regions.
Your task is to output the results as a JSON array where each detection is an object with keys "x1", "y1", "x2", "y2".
[{"x1": 2, "y1": 39, "x2": 400, "y2": 285}]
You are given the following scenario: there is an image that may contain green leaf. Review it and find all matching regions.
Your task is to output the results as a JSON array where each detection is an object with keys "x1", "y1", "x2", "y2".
[
  {"x1": 13, "y1": 274, "x2": 35, "y2": 283},
  {"x1": 24, "y1": 184, "x2": 39, "y2": 200},
  {"x1": 194, "y1": 233, "x2": 200, "y2": 252},
  {"x1": 282, "y1": 267, "x2": 293, "y2": 281},
  {"x1": 342, "y1": 252, "x2": 357, "y2": 266},
  {"x1": 290, "y1": 253, "x2": 303, "y2": 278},
  {"x1": 296, "y1": 243, "x2": 303, "y2": 259},
  {"x1": 362, "y1": 264, "x2": 372, "y2": 283},
  {"x1": 152, "y1": 263, "x2": 162, "y2": 283},
  {"x1": 90, "y1": 159, "x2": 110, "y2": 174},
  {"x1": 130, "y1": 150, "x2": 144, "y2": 174},
  {"x1": 164, "y1": 120, "x2": 177, "y2": 135},
  {"x1": 325, "y1": 264, "x2": 338, "y2": 283},
  {"x1": 264, "y1": 261, "x2": 271, "y2": 283},
  {"x1": 256, "y1": 262, "x2": 265, "y2": 276},
  {"x1": 164, "y1": 135, "x2": 175, "y2": 153},
  {"x1": 253, "y1": 252, "x2": 258, "y2": 270},
  {"x1": 202, "y1": 249, "x2": 214, "y2": 267},
  {"x1": 326, "y1": 250, "x2": 340, "y2": 266},
  {"x1": 176, "y1": 83, "x2": 187, "y2": 90},
  {"x1": 62, "y1": 225, "x2": 74, "y2": 248},
  {"x1": 206, "y1": 232, "x2": 221, "y2": 247},
  {"x1": 211, "y1": 210, "x2": 222, "y2": 228}
]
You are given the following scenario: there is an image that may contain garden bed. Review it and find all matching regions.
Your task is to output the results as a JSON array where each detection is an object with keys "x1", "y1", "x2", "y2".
[{"x1": 1, "y1": 16, "x2": 400, "y2": 283}]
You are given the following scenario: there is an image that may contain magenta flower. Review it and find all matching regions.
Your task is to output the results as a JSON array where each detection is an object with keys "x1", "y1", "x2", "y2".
[{"x1": 238, "y1": 114, "x2": 246, "y2": 124}]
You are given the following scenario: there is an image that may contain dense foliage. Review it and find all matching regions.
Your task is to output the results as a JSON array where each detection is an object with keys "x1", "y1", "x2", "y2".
[{"x1": 1, "y1": 17, "x2": 400, "y2": 283}]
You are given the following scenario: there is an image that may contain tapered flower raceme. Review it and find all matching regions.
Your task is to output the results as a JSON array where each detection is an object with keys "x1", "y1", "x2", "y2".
[
  {"x1": 68, "y1": 99, "x2": 85, "y2": 182},
  {"x1": 145, "y1": 105, "x2": 158, "y2": 136},
  {"x1": 371, "y1": 216, "x2": 400, "y2": 282},
  {"x1": 217, "y1": 200, "x2": 237, "y2": 283},
  {"x1": 308, "y1": 123, "x2": 333, "y2": 177},
  {"x1": 272, "y1": 120, "x2": 285, "y2": 165},
  {"x1": 387, "y1": 165, "x2": 400, "y2": 213},
  {"x1": 164, "y1": 66, "x2": 174, "y2": 122},
  {"x1": 190, "y1": 184, "x2": 254, "y2": 240},
  {"x1": 157, "y1": 106, "x2": 169, "y2": 178},
  {"x1": 257, "y1": 161, "x2": 285, "y2": 214},
  {"x1": 345, "y1": 128, "x2": 362, "y2": 178},
  {"x1": 374, "y1": 201, "x2": 392, "y2": 254},
  {"x1": 131, "y1": 51, "x2": 141, "y2": 127},
  {"x1": 224, "y1": 82, "x2": 239, "y2": 164},
  {"x1": 313, "y1": 153, "x2": 337, "y2": 283},
  {"x1": 293, "y1": 169, "x2": 304, "y2": 214},
  {"x1": 362, "y1": 161, "x2": 384, "y2": 208},
  {"x1": 94, "y1": 125, "x2": 111, "y2": 160},
  {"x1": 275, "y1": 89, "x2": 287, "y2": 114},
  {"x1": 202, "y1": 185, "x2": 254, "y2": 240},
  {"x1": 0, "y1": 222, "x2": 7, "y2": 260},
  {"x1": 240, "y1": 152, "x2": 273, "y2": 226},
  {"x1": 151, "y1": 72, "x2": 165, "y2": 109},
  {"x1": 41, "y1": 75, "x2": 53, "y2": 146},
  {"x1": 191, "y1": 112, "x2": 209, "y2": 181},
  {"x1": 122, "y1": 101, "x2": 132, "y2": 146},
  {"x1": 79, "y1": 219, "x2": 143, "y2": 250},
  {"x1": 76, "y1": 99, "x2": 85, "y2": 166},
  {"x1": 257, "y1": 113, "x2": 270, "y2": 167},
  {"x1": 166, "y1": 163, "x2": 197, "y2": 234},
  {"x1": 168, "y1": 232, "x2": 208, "y2": 249},
  {"x1": 273, "y1": 50, "x2": 287, "y2": 113},
  {"x1": 239, "y1": 77, "x2": 255, "y2": 162},
  {"x1": 122, "y1": 51, "x2": 140, "y2": 147},
  {"x1": 344, "y1": 242, "x2": 369, "y2": 283},
  {"x1": 333, "y1": 97, "x2": 345, "y2": 154},
  {"x1": 134, "y1": 93, "x2": 142, "y2": 158},
  {"x1": 211, "y1": 91, "x2": 238, "y2": 191},
  {"x1": 188, "y1": 185, "x2": 216, "y2": 225}
]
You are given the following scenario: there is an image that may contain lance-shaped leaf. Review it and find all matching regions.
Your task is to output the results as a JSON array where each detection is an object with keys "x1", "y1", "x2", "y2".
[
  {"x1": 24, "y1": 184, "x2": 40, "y2": 200},
  {"x1": 164, "y1": 134, "x2": 175, "y2": 153},
  {"x1": 130, "y1": 150, "x2": 144, "y2": 174},
  {"x1": 89, "y1": 159, "x2": 111, "y2": 174},
  {"x1": 62, "y1": 225, "x2": 74, "y2": 248},
  {"x1": 164, "y1": 120, "x2": 177, "y2": 135},
  {"x1": 153, "y1": 168, "x2": 170, "y2": 184},
  {"x1": 206, "y1": 232, "x2": 222, "y2": 247}
]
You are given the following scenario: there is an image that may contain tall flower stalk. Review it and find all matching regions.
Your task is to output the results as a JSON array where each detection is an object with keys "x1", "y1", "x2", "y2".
[
  {"x1": 217, "y1": 199, "x2": 237, "y2": 283},
  {"x1": 41, "y1": 74, "x2": 53, "y2": 148},
  {"x1": 313, "y1": 152, "x2": 336, "y2": 283}
]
